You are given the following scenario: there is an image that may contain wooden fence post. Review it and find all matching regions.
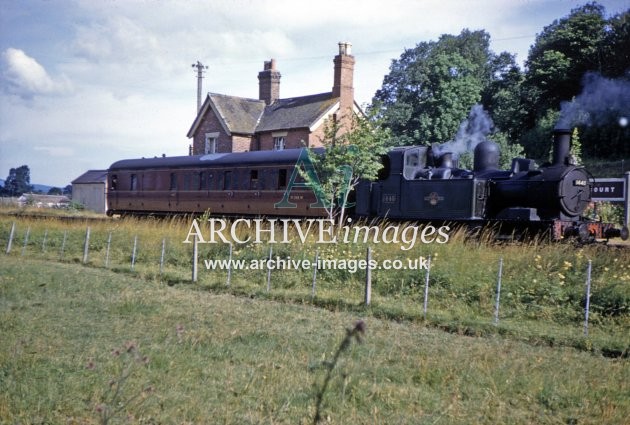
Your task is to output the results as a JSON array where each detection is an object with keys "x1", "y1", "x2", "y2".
[
  {"x1": 311, "y1": 249, "x2": 319, "y2": 300},
  {"x1": 494, "y1": 258, "x2": 504, "y2": 325},
  {"x1": 423, "y1": 255, "x2": 432, "y2": 320},
  {"x1": 5, "y1": 222, "x2": 15, "y2": 254},
  {"x1": 364, "y1": 247, "x2": 372, "y2": 306},
  {"x1": 42, "y1": 229, "x2": 48, "y2": 252},
  {"x1": 21, "y1": 227, "x2": 30, "y2": 256},
  {"x1": 191, "y1": 235, "x2": 198, "y2": 282},
  {"x1": 131, "y1": 235, "x2": 138, "y2": 271},
  {"x1": 59, "y1": 230, "x2": 67, "y2": 260},
  {"x1": 226, "y1": 242, "x2": 233, "y2": 287},
  {"x1": 159, "y1": 238, "x2": 166, "y2": 275},
  {"x1": 266, "y1": 246, "x2": 273, "y2": 292},
  {"x1": 105, "y1": 231, "x2": 112, "y2": 268},
  {"x1": 584, "y1": 260, "x2": 592, "y2": 336},
  {"x1": 82, "y1": 227, "x2": 90, "y2": 264}
]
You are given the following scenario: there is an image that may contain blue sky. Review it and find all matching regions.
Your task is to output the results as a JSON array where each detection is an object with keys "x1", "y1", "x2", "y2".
[{"x1": 1, "y1": 0, "x2": 628, "y2": 187}]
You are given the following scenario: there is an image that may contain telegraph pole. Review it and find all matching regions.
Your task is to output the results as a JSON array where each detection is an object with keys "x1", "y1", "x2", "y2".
[{"x1": 191, "y1": 61, "x2": 208, "y2": 113}]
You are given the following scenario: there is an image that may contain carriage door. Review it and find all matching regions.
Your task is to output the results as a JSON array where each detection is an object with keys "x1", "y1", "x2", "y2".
[
  {"x1": 169, "y1": 172, "x2": 178, "y2": 211},
  {"x1": 110, "y1": 174, "x2": 119, "y2": 209}
]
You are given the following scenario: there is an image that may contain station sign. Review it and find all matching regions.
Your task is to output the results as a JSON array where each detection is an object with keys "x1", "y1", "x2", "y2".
[{"x1": 591, "y1": 178, "x2": 626, "y2": 202}]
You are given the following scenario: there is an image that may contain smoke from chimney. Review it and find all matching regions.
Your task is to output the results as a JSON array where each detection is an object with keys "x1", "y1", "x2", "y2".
[
  {"x1": 557, "y1": 72, "x2": 630, "y2": 128},
  {"x1": 432, "y1": 104, "x2": 494, "y2": 159}
]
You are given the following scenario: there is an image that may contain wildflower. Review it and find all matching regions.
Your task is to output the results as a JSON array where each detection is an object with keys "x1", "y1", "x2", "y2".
[{"x1": 557, "y1": 273, "x2": 565, "y2": 280}]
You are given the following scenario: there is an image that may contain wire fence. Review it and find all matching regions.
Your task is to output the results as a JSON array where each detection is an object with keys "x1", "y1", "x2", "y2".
[{"x1": 1, "y1": 219, "x2": 611, "y2": 341}]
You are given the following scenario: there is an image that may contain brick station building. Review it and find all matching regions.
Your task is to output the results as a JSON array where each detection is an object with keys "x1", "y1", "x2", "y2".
[{"x1": 187, "y1": 42, "x2": 362, "y2": 154}]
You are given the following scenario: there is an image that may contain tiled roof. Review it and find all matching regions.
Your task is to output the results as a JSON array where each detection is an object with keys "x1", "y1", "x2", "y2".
[
  {"x1": 209, "y1": 93, "x2": 266, "y2": 134},
  {"x1": 188, "y1": 92, "x2": 340, "y2": 137},
  {"x1": 256, "y1": 92, "x2": 338, "y2": 132}
]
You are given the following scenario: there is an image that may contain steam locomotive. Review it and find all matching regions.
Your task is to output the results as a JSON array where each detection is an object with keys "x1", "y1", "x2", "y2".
[{"x1": 106, "y1": 128, "x2": 628, "y2": 241}]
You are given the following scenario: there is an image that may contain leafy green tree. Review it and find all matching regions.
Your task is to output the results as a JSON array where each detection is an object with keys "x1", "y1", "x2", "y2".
[
  {"x1": 524, "y1": 2, "x2": 608, "y2": 114},
  {"x1": 303, "y1": 113, "x2": 390, "y2": 225},
  {"x1": 488, "y1": 132, "x2": 525, "y2": 169},
  {"x1": 1, "y1": 165, "x2": 33, "y2": 196},
  {"x1": 47, "y1": 187, "x2": 63, "y2": 195},
  {"x1": 374, "y1": 29, "x2": 522, "y2": 147},
  {"x1": 518, "y1": 2, "x2": 630, "y2": 158},
  {"x1": 602, "y1": 9, "x2": 630, "y2": 77}
]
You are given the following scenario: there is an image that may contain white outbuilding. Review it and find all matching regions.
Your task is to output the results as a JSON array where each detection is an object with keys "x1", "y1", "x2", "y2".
[{"x1": 71, "y1": 170, "x2": 108, "y2": 213}]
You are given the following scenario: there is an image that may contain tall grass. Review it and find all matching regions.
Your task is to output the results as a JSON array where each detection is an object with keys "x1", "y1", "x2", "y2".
[
  {"x1": 1, "y1": 213, "x2": 628, "y2": 357},
  {"x1": 1, "y1": 257, "x2": 628, "y2": 423}
]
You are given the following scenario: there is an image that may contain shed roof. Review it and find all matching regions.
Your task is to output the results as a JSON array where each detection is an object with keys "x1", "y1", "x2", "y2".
[{"x1": 71, "y1": 170, "x2": 108, "y2": 184}]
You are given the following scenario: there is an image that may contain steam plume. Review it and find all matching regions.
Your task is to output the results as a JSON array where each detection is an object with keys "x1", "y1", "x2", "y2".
[
  {"x1": 558, "y1": 72, "x2": 630, "y2": 128},
  {"x1": 432, "y1": 104, "x2": 494, "y2": 158}
]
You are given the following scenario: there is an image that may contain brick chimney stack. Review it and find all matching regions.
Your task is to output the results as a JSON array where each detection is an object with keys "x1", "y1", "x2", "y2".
[
  {"x1": 332, "y1": 42, "x2": 355, "y2": 118},
  {"x1": 258, "y1": 59, "x2": 281, "y2": 105}
]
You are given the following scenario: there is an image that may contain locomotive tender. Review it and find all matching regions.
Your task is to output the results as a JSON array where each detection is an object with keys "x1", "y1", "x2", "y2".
[{"x1": 107, "y1": 128, "x2": 628, "y2": 241}]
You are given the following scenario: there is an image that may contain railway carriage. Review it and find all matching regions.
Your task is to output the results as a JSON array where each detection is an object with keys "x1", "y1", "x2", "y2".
[{"x1": 107, "y1": 149, "x2": 326, "y2": 217}]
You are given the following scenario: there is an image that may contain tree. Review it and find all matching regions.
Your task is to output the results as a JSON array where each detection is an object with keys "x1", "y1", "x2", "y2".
[
  {"x1": 302, "y1": 112, "x2": 390, "y2": 225},
  {"x1": 524, "y1": 2, "x2": 608, "y2": 114},
  {"x1": 602, "y1": 9, "x2": 630, "y2": 77},
  {"x1": 1, "y1": 165, "x2": 33, "y2": 196},
  {"x1": 373, "y1": 29, "x2": 522, "y2": 147},
  {"x1": 47, "y1": 187, "x2": 63, "y2": 195}
]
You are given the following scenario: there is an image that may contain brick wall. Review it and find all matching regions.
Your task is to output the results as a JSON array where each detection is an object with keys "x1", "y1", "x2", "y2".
[{"x1": 192, "y1": 110, "x2": 232, "y2": 154}]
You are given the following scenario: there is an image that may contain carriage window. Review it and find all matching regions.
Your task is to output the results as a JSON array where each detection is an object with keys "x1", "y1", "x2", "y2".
[
  {"x1": 198, "y1": 172, "x2": 204, "y2": 190},
  {"x1": 130, "y1": 174, "x2": 138, "y2": 191},
  {"x1": 111, "y1": 175, "x2": 118, "y2": 190},
  {"x1": 278, "y1": 169, "x2": 287, "y2": 189},
  {"x1": 169, "y1": 173, "x2": 177, "y2": 190},
  {"x1": 207, "y1": 172, "x2": 214, "y2": 190},
  {"x1": 142, "y1": 173, "x2": 154, "y2": 191},
  {"x1": 223, "y1": 171, "x2": 232, "y2": 190},
  {"x1": 183, "y1": 173, "x2": 191, "y2": 191},
  {"x1": 250, "y1": 170, "x2": 259, "y2": 189}
]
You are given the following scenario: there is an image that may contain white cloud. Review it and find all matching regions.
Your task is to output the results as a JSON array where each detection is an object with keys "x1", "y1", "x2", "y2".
[
  {"x1": 33, "y1": 146, "x2": 75, "y2": 157},
  {"x1": 3, "y1": 48, "x2": 73, "y2": 96}
]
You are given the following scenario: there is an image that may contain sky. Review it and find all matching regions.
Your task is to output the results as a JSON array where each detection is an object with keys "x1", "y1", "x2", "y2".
[{"x1": 1, "y1": 0, "x2": 628, "y2": 188}]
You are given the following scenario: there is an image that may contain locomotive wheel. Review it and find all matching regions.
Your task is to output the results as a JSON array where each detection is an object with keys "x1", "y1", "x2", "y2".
[{"x1": 578, "y1": 223, "x2": 593, "y2": 243}]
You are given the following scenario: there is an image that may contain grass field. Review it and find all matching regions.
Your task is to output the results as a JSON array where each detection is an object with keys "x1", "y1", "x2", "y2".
[{"x1": 1, "y1": 256, "x2": 629, "y2": 424}]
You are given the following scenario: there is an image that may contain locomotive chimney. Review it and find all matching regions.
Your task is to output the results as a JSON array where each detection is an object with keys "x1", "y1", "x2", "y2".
[{"x1": 552, "y1": 127, "x2": 571, "y2": 166}]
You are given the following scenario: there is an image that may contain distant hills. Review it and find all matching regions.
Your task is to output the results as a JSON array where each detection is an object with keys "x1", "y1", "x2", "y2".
[{"x1": 0, "y1": 179, "x2": 56, "y2": 194}]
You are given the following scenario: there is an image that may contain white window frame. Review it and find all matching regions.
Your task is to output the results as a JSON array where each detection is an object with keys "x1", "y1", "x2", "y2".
[
  {"x1": 204, "y1": 132, "x2": 219, "y2": 154},
  {"x1": 273, "y1": 137, "x2": 285, "y2": 151}
]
